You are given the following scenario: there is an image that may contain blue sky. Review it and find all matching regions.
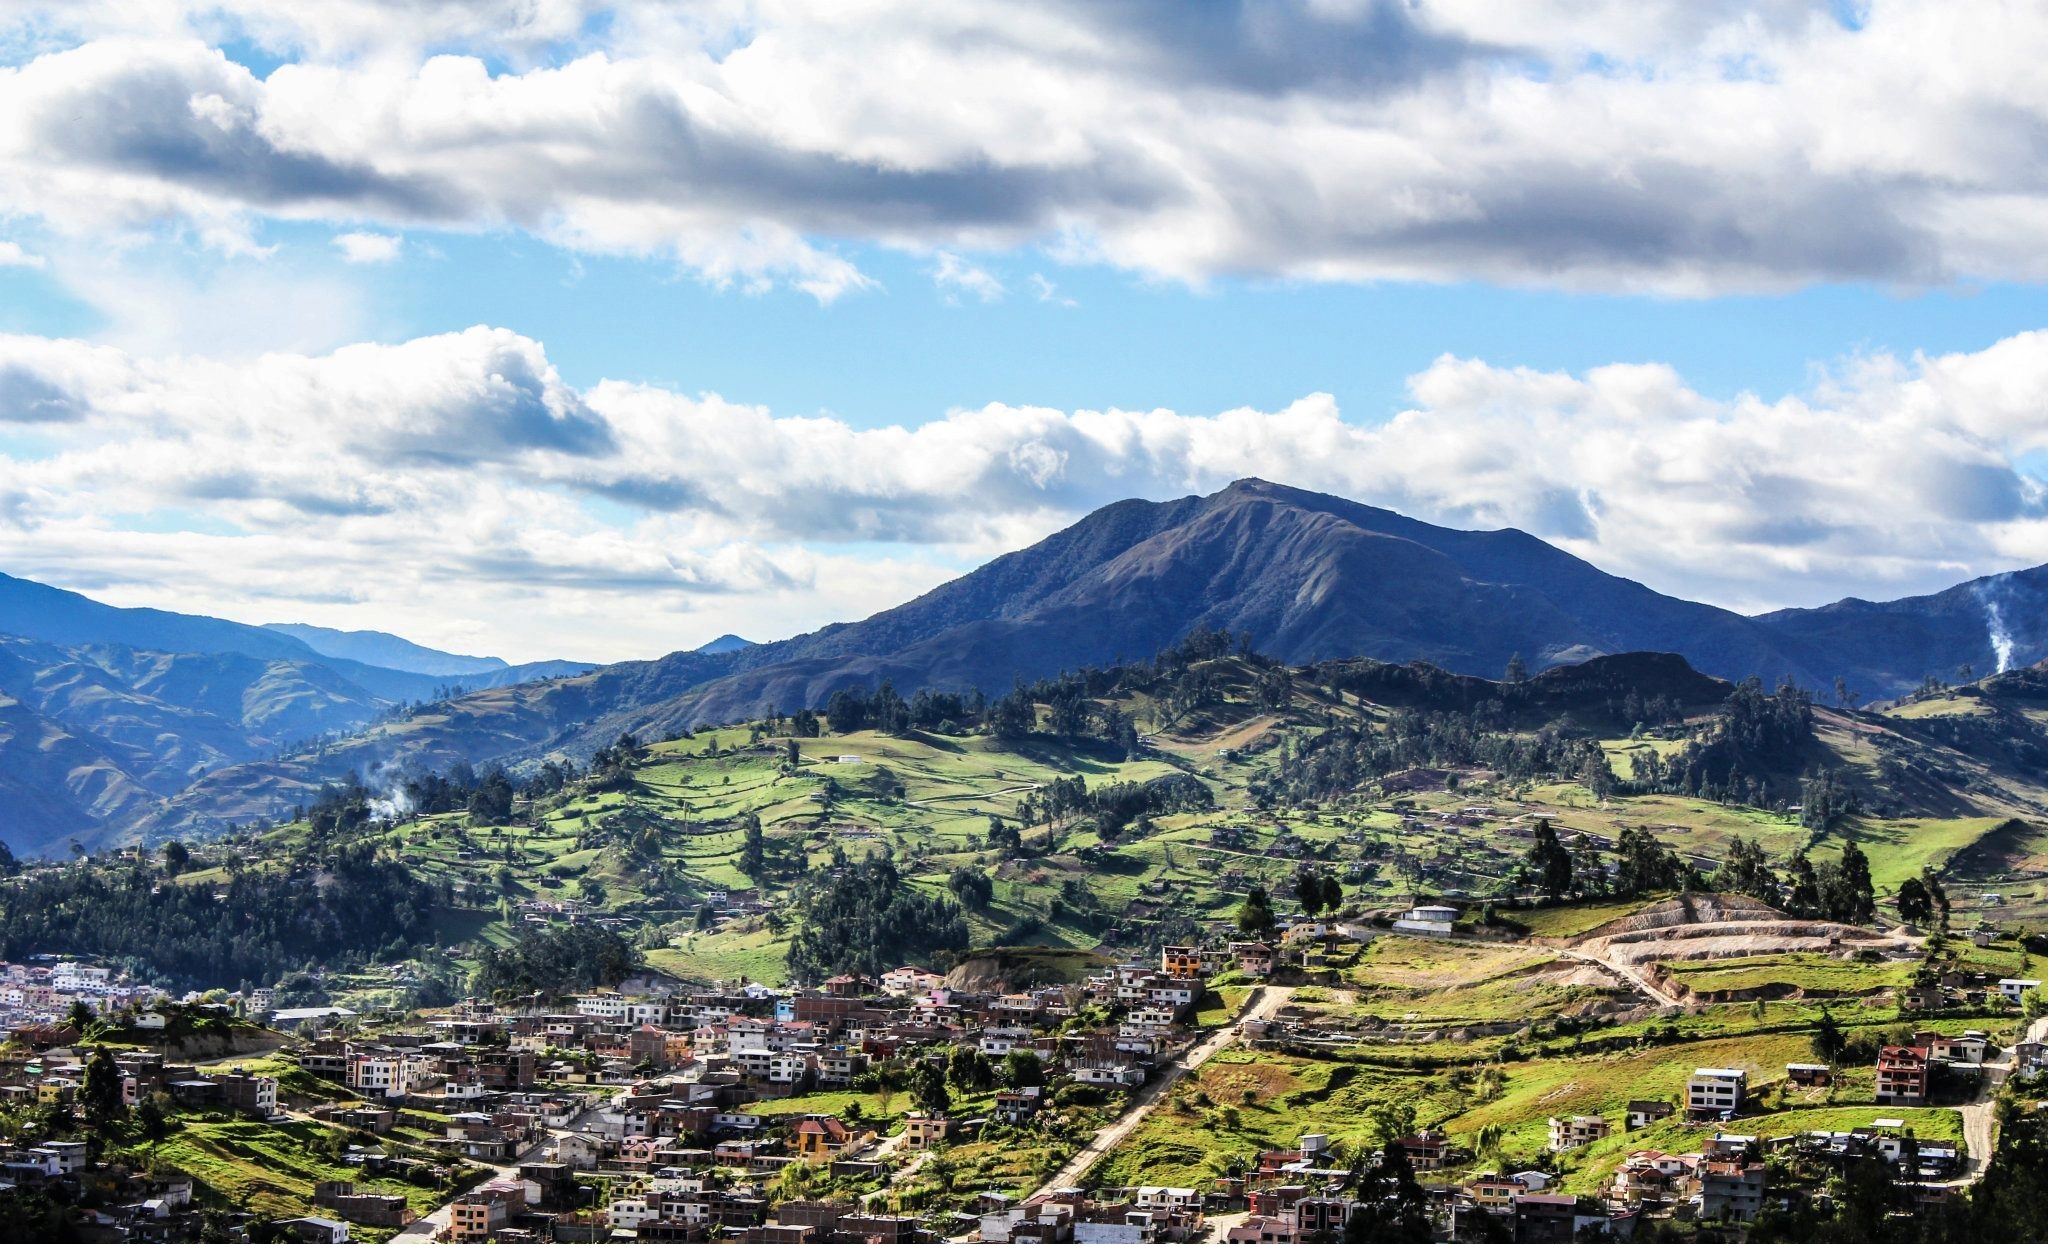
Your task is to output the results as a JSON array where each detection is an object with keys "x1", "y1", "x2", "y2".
[
  {"x1": 4, "y1": 3, "x2": 2048, "y2": 662},
  {"x1": 10, "y1": 218, "x2": 2047, "y2": 428}
]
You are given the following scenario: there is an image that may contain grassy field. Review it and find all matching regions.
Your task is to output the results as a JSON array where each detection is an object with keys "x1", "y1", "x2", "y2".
[
  {"x1": 143, "y1": 1118, "x2": 453, "y2": 1238},
  {"x1": 1662, "y1": 953, "x2": 1918, "y2": 998}
]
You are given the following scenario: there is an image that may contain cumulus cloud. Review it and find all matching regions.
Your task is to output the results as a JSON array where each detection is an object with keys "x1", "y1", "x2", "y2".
[
  {"x1": 0, "y1": 240, "x2": 41, "y2": 267},
  {"x1": 332, "y1": 230, "x2": 400, "y2": 263},
  {"x1": 4, "y1": 322, "x2": 2048, "y2": 660},
  {"x1": 0, "y1": 3, "x2": 2046, "y2": 295}
]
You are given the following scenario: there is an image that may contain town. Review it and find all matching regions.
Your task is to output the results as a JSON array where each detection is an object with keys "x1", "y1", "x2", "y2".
[{"x1": 7, "y1": 883, "x2": 2048, "y2": 1244}]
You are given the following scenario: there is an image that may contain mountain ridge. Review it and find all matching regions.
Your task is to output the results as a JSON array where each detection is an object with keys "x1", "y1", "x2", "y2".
[{"x1": 5, "y1": 479, "x2": 2044, "y2": 849}]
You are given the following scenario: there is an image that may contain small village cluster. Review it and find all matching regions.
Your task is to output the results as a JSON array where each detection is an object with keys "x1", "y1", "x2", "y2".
[{"x1": 0, "y1": 958, "x2": 172, "y2": 1033}]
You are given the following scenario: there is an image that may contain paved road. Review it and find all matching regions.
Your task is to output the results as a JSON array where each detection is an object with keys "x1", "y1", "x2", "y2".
[{"x1": 1025, "y1": 985, "x2": 1295, "y2": 1198}]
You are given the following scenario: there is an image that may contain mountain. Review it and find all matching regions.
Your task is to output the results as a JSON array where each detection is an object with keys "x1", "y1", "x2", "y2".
[
  {"x1": 654, "y1": 479, "x2": 1832, "y2": 726},
  {"x1": 36, "y1": 478, "x2": 2048, "y2": 847},
  {"x1": 0, "y1": 575, "x2": 603, "y2": 852},
  {"x1": 263, "y1": 623, "x2": 509, "y2": 677},
  {"x1": 1756, "y1": 567, "x2": 2048, "y2": 698},
  {"x1": 140, "y1": 480, "x2": 1834, "y2": 834},
  {"x1": 694, "y1": 634, "x2": 756, "y2": 655}
]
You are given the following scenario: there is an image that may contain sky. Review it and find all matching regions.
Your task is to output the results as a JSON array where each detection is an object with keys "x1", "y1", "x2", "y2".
[{"x1": 4, "y1": 2, "x2": 2048, "y2": 663}]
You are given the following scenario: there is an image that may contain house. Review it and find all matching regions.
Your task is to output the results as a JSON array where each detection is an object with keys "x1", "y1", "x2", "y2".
[
  {"x1": 1397, "y1": 1132, "x2": 1449, "y2": 1171},
  {"x1": 313, "y1": 1182, "x2": 414, "y2": 1228},
  {"x1": 280, "y1": 1218, "x2": 351, "y2": 1244},
  {"x1": 1686, "y1": 1068, "x2": 1746, "y2": 1119},
  {"x1": 1160, "y1": 946, "x2": 1204, "y2": 980},
  {"x1": 1785, "y1": 1063, "x2": 1833, "y2": 1086},
  {"x1": 1231, "y1": 942, "x2": 1275, "y2": 977},
  {"x1": 902, "y1": 1113, "x2": 954, "y2": 1150},
  {"x1": 1625, "y1": 1100, "x2": 1674, "y2": 1130},
  {"x1": 1923, "y1": 1030, "x2": 1990, "y2": 1065},
  {"x1": 1464, "y1": 1173, "x2": 1524, "y2": 1214},
  {"x1": 449, "y1": 1185, "x2": 523, "y2": 1240},
  {"x1": 1999, "y1": 978, "x2": 2041, "y2": 1004},
  {"x1": 1547, "y1": 1115, "x2": 1610, "y2": 1152},
  {"x1": 1901, "y1": 984, "x2": 1945, "y2": 1011},
  {"x1": 1704, "y1": 1133, "x2": 1757, "y2": 1159},
  {"x1": 1876, "y1": 1046, "x2": 1930, "y2": 1106},
  {"x1": 791, "y1": 1115, "x2": 863, "y2": 1162},
  {"x1": 1390, "y1": 905, "x2": 1459, "y2": 936},
  {"x1": 1513, "y1": 1194, "x2": 1578, "y2": 1244},
  {"x1": 1698, "y1": 1161, "x2": 1766, "y2": 1222},
  {"x1": 995, "y1": 1087, "x2": 1044, "y2": 1124},
  {"x1": 881, "y1": 967, "x2": 944, "y2": 995}
]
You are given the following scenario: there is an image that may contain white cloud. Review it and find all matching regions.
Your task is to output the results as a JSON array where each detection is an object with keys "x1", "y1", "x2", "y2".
[
  {"x1": 0, "y1": 240, "x2": 41, "y2": 267},
  {"x1": 931, "y1": 251, "x2": 1003, "y2": 303},
  {"x1": 1029, "y1": 273, "x2": 1074, "y2": 306},
  {"x1": 3, "y1": 322, "x2": 2048, "y2": 661},
  {"x1": 0, "y1": 4, "x2": 2045, "y2": 295},
  {"x1": 332, "y1": 230, "x2": 400, "y2": 264}
]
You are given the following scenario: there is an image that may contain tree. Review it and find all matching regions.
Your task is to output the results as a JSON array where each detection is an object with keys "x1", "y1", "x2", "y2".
[
  {"x1": 1896, "y1": 876, "x2": 1934, "y2": 927},
  {"x1": 1922, "y1": 869, "x2": 1952, "y2": 931},
  {"x1": 1819, "y1": 840, "x2": 1877, "y2": 925},
  {"x1": 160, "y1": 840, "x2": 191, "y2": 876},
  {"x1": 1295, "y1": 866, "x2": 1336, "y2": 918},
  {"x1": 82, "y1": 1045, "x2": 125, "y2": 1129},
  {"x1": 1527, "y1": 819, "x2": 1573, "y2": 901},
  {"x1": 909, "y1": 1059, "x2": 952, "y2": 1116},
  {"x1": 1367, "y1": 1100, "x2": 1418, "y2": 1146},
  {"x1": 947, "y1": 866, "x2": 994, "y2": 910},
  {"x1": 1716, "y1": 836, "x2": 1778, "y2": 900},
  {"x1": 135, "y1": 1092, "x2": 172, "y2": 1149},
  {"x1": 1504, "y1": 653, "x2": 1528, "y2": 685},
  {"x1": 1236, "y1": 884, "x2": 1276, "y2": 937},
  {"x1": 738, "y1": 816, "x2": 767, "y2": 881},
  {"x1": 947, "y1": 1045, "x2": 995, "y2": 1092},
  {"x1": 1343, "y1": 1142, "x2": 1433, "y2": 1244},
  {"x1": 468, "y1": 767, "x2": 515, "y2": 824},
  {"x1": 1004, "y1": 1049, "x2": 1045, "y2": 1089},
  {"x1": 1813, "y1": 1007, "x2": 1847, "y2": 1064},
  {"x1": 1785, "y1": 852, "x2": 1822, "y2": 916},
  {"x1": 825, "y1": 689, "x2": 867, "y2": 734}
]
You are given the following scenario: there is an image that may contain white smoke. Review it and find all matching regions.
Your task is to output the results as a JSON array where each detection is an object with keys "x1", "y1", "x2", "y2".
[
  {"x1": 366, "y1": 758, "x2": 414, "y2": 822},
  {"x1": 1976, "y1": 575, "x2": 2018, "y2": 675}
]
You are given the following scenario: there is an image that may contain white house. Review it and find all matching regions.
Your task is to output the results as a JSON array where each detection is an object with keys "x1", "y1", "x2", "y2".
[
  {"x1": 1687, "y1": 1068, "x2": 1746, "y2": 1118},
  {"x1": 1391, "y1": 905, "x2": 1459, "y2": 936}
]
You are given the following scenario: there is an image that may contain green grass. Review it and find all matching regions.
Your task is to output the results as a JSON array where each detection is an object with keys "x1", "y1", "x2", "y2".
[
  {"x1": 1504, "y1": 898, "x2": 1660, "y2": 939},
  {"x1": 144, "y1": 1118, "x2": 453, "y2": 1234},
  {"x1": 1663, "y1": 953, "x2": 1917, "y2": 998}
]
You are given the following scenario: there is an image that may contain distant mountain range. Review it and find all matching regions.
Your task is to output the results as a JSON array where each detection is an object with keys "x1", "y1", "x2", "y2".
[
  {"x1": 0, "y1": 573, "x2": 593, "y2": 854},
  {"x1": 0, "y1": 479, "x2": 2039, "y2": 853}
]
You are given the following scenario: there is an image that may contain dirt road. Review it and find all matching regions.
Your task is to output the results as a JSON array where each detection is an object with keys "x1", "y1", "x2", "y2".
[
  {"x1": 1554, "y1": 946, "x2": 1686, "y2": 1008},
  {"x1": 1953, "y1": 1014, "x2": 2048, "y2": 1184},
  {"x1": 1025, "y1": 984, "x2": 1295, "y2": 1197}
]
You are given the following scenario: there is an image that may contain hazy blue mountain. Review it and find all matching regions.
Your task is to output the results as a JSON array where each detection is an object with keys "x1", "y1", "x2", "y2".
[{"x1": 264, "y1": 622, "x2": 510, "y2": 677}]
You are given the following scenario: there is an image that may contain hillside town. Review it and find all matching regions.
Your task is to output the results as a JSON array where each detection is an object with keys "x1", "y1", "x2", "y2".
[{"x1": 6, "y1": 918, "x2": 2045, "y2": 1244}]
